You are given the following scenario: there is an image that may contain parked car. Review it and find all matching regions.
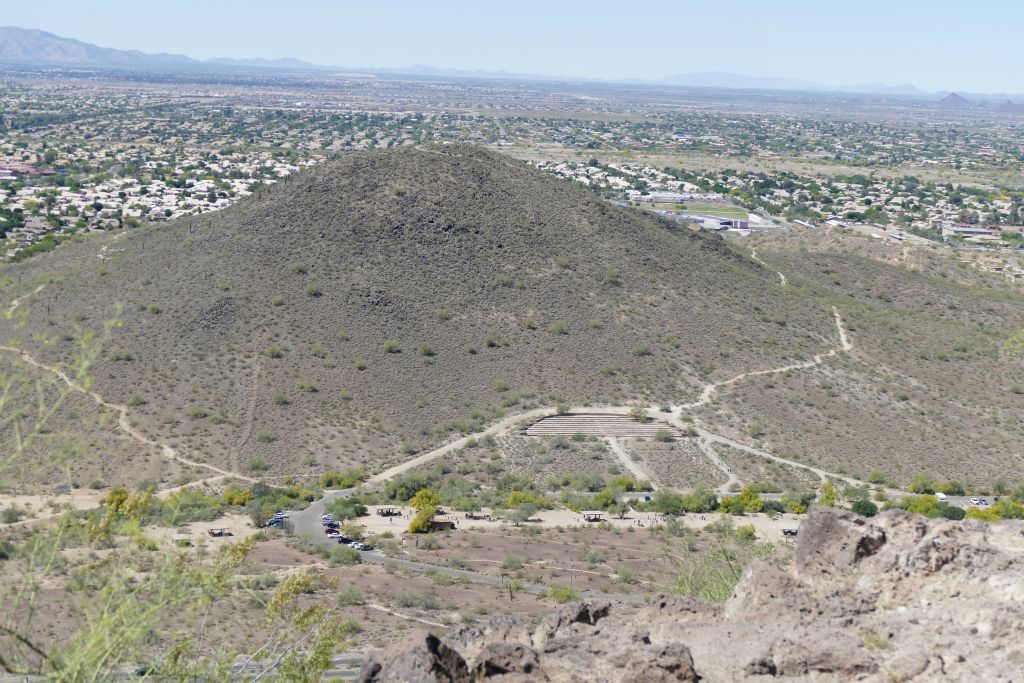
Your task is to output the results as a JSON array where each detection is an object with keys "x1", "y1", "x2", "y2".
[
  {"x1": 979, "y1": 498, "x2": 988, "y2": 505},
  {"x1": 336, "y1": 536, "x2": 352, "y2": 545},
  {"x1": 266, "y1": 518, "x2": 284, "y2": 527},
  {"x1": 970, "y1": 497, "x2": 981, "y2": 505},
  {"x1": 325, "y1": 531, "x2": 341, "y2": 539},
  {"x1": 935, "y1": 492, "x2": 947, "y2": 502},
  {"x1": 323, "y1": 521, "x2": 340, "y2": 529}
]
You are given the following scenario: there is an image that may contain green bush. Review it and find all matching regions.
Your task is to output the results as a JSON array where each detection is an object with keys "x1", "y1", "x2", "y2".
[
  {"x1": 653, "y1": 429, "x2": 674, "y2": 443},
  {"x1": 254, "y1": 431, "x2": 276, "y2": 444},
  {"x1": 547, "y1": 584, "x2": 580, "y2": 604},
  {"x1": 851, "y1": 499, "x2": 878, "y2": 517},
  {"x1": 319, "y1": 468, "x2": 366, "y2": 489},
  {"x1": 328, "y1": 546, "x2": 362, "y2": 566},
  {"x1": 186, "y1": 406, "x2": 209, "y2": 419},
  {"x1": 326, "y1": 498, "x2": 368, "y2": 521},
  {"x1": 382, "y1": 340, "x2": 400, "y2": 354}
]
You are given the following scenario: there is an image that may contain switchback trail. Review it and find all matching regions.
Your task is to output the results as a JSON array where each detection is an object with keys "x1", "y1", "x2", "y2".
[
  {"x1": 0, "y1": 342, "x2": 254, "y2": 482},
  {"x1": 750, "y1": 248, "x2": 787, "y2": 286},
  {"x1": 5, "y1": 283, "x2": 47, "y2": 316},
  {"x1": 675, "y1": 305, "x2": 851, "y2": 411},
  {"x1": 3, "y1": 283, "x2": 254, "y2": 483}
]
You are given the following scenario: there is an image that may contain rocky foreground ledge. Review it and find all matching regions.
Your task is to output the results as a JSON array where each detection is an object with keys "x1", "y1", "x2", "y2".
[{"x1": 357, "y1": 507, "x2": 1024, "y2": 682}]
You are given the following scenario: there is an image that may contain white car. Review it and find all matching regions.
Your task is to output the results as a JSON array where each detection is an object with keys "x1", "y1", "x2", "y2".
[
  {"x1": 970, "y1": 497, "x2": 980, "y2": 505},
  {"x1": 325, "y1": 530, "x2": 341, "y2": 539}
]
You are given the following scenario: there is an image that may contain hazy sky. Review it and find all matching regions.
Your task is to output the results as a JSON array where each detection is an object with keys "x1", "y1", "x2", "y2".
[{"x1": 4, "y1": 0, "x2": 1021, "y2": 93}]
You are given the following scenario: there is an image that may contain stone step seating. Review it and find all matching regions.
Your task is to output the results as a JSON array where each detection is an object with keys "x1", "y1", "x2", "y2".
[{"x1": 523, "y1": 413, "x2": 681, "y2": 438}]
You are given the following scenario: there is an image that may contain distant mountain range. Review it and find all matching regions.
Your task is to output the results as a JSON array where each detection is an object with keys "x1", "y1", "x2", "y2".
[{"x1": 0, "y1": 26, "x2": 1021, "y2": 101}]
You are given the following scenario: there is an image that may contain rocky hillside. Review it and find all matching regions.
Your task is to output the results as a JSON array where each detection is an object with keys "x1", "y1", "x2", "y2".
[
  {"x1": 1, "y1": 145, "x2": 835, "y2": 488},
  {"x1": 359, "y1": 507, "x2": 1024, "y2": 682}
]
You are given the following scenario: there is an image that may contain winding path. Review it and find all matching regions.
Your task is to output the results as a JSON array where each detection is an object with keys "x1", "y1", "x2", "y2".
[
  {"x1": 232, "y1": 360, "x2": 263, "y2": 473},
  {"x1": 2, "y1": 283, "x2": 253, "y2": 484},
  {"x1": 676, "y1": 305, "x2": 850, "y2": 412},
  {"x1": 0, "y1": 342, "x2": 254, "y2": 482},
  {"x1": 750, "y1": 249, "x2": 787, "y2": 286},
  {"x1": 5, "y1": 283, "x2": 46, "y2": 316}
]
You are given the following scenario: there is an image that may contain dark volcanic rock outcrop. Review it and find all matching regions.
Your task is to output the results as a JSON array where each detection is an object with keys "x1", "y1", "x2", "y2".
[{"x1": 358, "y1": 508, "x2": 1024, "y2": 682}]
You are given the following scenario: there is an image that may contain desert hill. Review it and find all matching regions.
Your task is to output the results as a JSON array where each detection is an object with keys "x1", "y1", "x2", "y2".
[{"x1": 0, "y1": 145, "x2": 835, "y2": 489}]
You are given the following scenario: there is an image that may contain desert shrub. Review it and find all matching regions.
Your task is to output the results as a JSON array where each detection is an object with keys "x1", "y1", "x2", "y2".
[
  {"x1": 289, "y1": 261, "x2": 307, "y2": 274},
  {"x1": 382, "y1": 339, "x2": 400, "y2": 354},
  {"x1": 965, "y1": 507, "x2": 1000, "y2": 521},
  {"x1": 221, "y1": 485, "x2": 253, "y2": 506},
  {"x1": 271, "y1": 295, "x2": 284, "y2": 307},
  {"x1": 247, "y1": 456, "x2": 270, "y2": 472},
  {"x1": 629, "y1": 406, "x2": 648, "y2": 422},
  {"x1": 934, "y1": 481, "x2": 965, "y2": 496},
  {"x1": 547, "y1": 584, "x2": 580, "y2": 604},
  {"x1": 735, "y1": 525, "x2": 757, "y2": 541},
  {"x1": 305, "y1": 284, "x2": 322, "y2": 297},
  {"x1": 264, "y1": 345, "x2": 284, "y2": 358},
  {"x1": 1, "y1": 506, "x2": 24, "y2": 524},
  {"x1": 326, "y1": 498, "x2": 367, "y2": 521},
  {"x1": 505, "y1": 490, "x2": 546, "y2": 509},
  {"x1": 310, "y1": 344, "x2": 326, "y2": 358},
  {"x1": 938, "y1": 504, "x2": 966, "y2": 520},
  {"x1": 819, "y1": 481, "x2": 836, "y2": 507},
  {"x1": 328, "y1": 546, "x2": 362, "y2": 566},
  {"x1": 851, "y1": 499, "x2": 878, "y2": 517},
  {"x1": 273, "y1": 392, "x2": 290, "y2": 406},
  {"x1": 254, "y1": 431, "x2": 276, "y2": 444},
  {"x1": 395, "y1": 590, "x2": 437, "y2": 610},
  {"x1": 158, "y1": 490, "x2": 223, "y2": 526},
  {"x1": 500, "y1": 557, "x2": 523, "y2": 571},
  {"x1": 868, "y1": 469, "x2": 887, "y2": 484},
  {"x1": 781, "y1": 491, "x2": 815, "y2": 514},
  {"x1": 319, "y1": 468, "x2": 366, "y2": 488},
  {"x1": 147, "y1": 304, "x2": 161, "y2": 314},
  {"x1": 653, "y1": 429, "x2": 674, "y2": 443},
  {"x1": 548, "y1": 321, "x2": 568, "y2": 335},
  {"x1": 417, "y1": 343, "x2": 434, "y2": 357},
  {"x1": 186, "y1": 406, "x2": 209, "y2": 419},
  {"x1": 490, "y1": 274, "x2": 514, "y2": 289},
  {"x1": 908, "y1": 474, "x2": 935, "y2": 494},
  {"x1": 337, "y1": 587, "x2": 364, "y2": 606}
]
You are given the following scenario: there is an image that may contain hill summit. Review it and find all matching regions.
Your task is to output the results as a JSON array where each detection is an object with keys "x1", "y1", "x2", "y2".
[{"x1": 2, "y1": 145, "x2": 834, "y2": 486}]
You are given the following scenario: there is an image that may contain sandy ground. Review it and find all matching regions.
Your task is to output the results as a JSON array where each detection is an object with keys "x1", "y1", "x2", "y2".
[
  {"x1": 144, "y1": 512, "x2": 261, "y2": 550},
  {"x1": 353, "y1": 505, "x2": 801, "y2": 542},
  {"x1": 0, "y1": 488, "x2": 107, "y2": 527}
]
